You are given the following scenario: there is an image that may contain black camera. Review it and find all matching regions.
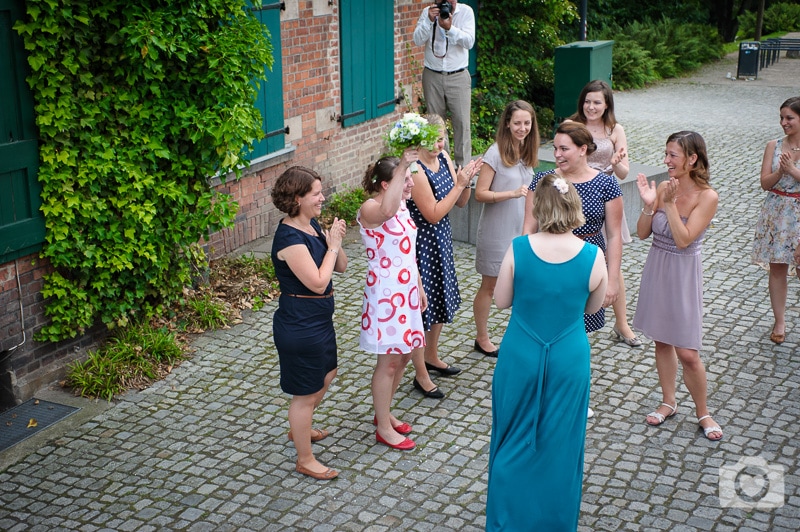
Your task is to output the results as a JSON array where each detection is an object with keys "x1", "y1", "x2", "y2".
[{"x1": 435, "y1": 1, "x2": 452, "y2": 20}]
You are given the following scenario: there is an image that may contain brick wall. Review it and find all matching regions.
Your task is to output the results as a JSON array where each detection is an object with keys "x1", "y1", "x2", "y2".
[
  {"x1": 206, "y1": 0, "x2": 426, "y2": 258},
  {"x1": 0, "y1": 254, "x2": 100, "y2": 407}
]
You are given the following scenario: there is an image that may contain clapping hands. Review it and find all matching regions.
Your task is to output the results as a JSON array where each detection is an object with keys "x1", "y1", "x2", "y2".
[
  {"x1": 324, "y1": 217, "x2": 347, "y2": 250},
  {"x1": 611, "y1": 146, "x2": 627, "y2": 167},
  {"x1": 457, "y1": 157, "x2": 484, "y2": 188},
  {"x1": 636, "y1": 173, "x2": 657, "y2": 206}
]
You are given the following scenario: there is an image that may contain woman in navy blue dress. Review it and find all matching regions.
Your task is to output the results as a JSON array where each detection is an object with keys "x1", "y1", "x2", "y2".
[
  {"x1": 271, "y1": 166, "x2": 348, "y2": 480},
  {"x1": 406, "y1": 114, "x2": 483, "y2": 399},
  {"x1": 523, "y1": 121, "x2": 623, "y2": 332}
]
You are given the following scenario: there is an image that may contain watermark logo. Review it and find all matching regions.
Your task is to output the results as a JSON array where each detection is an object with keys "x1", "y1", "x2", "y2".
[{"x1": 719, "y1": 456, "x2": 785, "y2": 510}]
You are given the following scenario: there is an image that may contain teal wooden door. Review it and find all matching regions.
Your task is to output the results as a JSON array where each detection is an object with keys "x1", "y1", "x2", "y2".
[{"x1": 0, "y1": 0, "x2": 43, "y2": 262}]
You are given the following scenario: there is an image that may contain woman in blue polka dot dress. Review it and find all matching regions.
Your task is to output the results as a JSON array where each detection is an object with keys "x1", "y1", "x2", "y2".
[
  {"x1": 406, "y1": 114, "x2": 484, "y2": 398},
  {"x1": 523, "y1": 121, "x2": 623, "y2": 333}
]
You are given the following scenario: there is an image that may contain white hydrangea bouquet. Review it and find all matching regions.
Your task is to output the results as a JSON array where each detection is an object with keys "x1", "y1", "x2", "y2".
[{"x1": 385, "y1": 113, "x2": 440, "y2": 172}]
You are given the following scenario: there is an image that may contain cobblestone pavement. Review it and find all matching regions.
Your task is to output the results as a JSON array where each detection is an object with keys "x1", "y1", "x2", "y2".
[{"x1": 1, "y1": 52, "x2": 799, "y2": 531}]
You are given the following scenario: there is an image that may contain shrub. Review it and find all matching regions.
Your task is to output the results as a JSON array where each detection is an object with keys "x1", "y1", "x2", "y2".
[
  {"x1": 320, "y1": 187, "x2": 366, "y2": 227},
  {"x1": 14, "y1": 1, "x2": 272, "y2": 341},
  {"x1": 597, "y1": 18, "x2": 723, "y2": 90},
  {"x1": 737, "y1": 2, "x2": 800, "y2": 39}
]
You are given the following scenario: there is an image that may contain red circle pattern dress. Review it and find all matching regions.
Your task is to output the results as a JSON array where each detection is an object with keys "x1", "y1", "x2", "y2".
[{"x1": 358, "y1": 200, "x2": 426, "y2": 354}]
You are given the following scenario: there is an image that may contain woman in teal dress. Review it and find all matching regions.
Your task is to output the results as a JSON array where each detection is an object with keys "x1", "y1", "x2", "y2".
[{"x1": 486, "y1": 173, "x2": 607, "y2": 531}]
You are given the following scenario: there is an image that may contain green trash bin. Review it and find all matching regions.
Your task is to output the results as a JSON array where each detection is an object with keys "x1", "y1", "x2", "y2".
[{"x1": 554, "y1": 40, "x2": 614, "y2": 125}]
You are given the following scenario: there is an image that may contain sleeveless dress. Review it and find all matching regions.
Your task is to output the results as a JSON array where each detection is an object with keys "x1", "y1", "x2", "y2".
[
  {"x1": 271, "y1": 219, "x2": 338, "y2": 395},
  {"x1": 357, "y1": 201, "x2": 426, "y2": 354},
  {"x1": 633, "y1": 211, "x2": 707, "y2": 350},
  {"x1": 528, "y1": 169, "x2": 622, "y2": 332},
  {"x1": 475, "y1": 143, "x2": 532, "y2": 277},
  {"x1": 486, "y1": 236, "x2": 597, "y2": 531},
  {"x1": 589, "y1": 132, "x2": 633, "y2": 244},
  {"x1": 752, "y1": 138, "x2": 800, "y2": 275},
  {"x1": 407, "y1": 152, "x2": 462, "y2": 330}
]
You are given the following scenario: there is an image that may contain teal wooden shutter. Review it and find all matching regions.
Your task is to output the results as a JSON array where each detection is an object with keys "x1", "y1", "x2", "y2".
[
  {"x1": 339, "y1": 1, "x2": 367, "y2": 127},
  {"x1": 250, "y1": 0, "x2": 286, "y2": 159},
  {"x1": 340, "y1": 0, "x2": 395, "y2": 127},
  {"x1": 371, "y1": 1, "x2": 396, "y2": 119},
  {"x1": 0, "y1": 0, "x2": 44, "y2": 262}
]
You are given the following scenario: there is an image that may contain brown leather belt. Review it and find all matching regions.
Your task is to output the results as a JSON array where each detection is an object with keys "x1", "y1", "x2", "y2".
[
  {"x1": 576, "y1": 231, "x2": 600, "y2": 241},
  {"x1": 284, "y1": 289, "x2": 334, "y2": 299}
]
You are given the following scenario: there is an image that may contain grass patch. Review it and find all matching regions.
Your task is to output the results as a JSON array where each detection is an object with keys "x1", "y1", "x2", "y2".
[
  {"x1": 66, "y1": 324, "x2": 187, "y2": 401},
  {"x1": 64, "y1": 254, "x2": 279, "y2": 400}
]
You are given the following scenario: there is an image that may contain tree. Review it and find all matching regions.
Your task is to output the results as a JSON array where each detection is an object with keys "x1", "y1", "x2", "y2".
[{"x1": 473, "y1": 0, "x2": 577, "y2": 138}]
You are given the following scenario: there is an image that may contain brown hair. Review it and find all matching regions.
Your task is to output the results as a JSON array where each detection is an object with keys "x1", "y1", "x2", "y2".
[
  {"x1": 568, "y1": 79, "x2": 617, "y2": 132},
  {"x1": 781, "y1": 96, "x2": 800, "y2": 117},
  {"x1": 665, "y1": 131, "x2": 711, "y2": 188},
  {"x1": 533, "y1": 173, "x2": 585, "y2": 234},
  {"x1": 495, "y1": 100, "x2": 540, "y2": 168},
  {"x1": 362, "y1": 156, "x2": 400, "y2": 194},
  {"x1": 555, "y1": 122, "x2": 597, "y2": 156},
  {"x1": 271, "y1": 166, "x2": 322, "y2": 217}
]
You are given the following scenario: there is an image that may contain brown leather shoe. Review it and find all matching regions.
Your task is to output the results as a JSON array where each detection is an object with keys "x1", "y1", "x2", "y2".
[
  {"x1": 295, "y1": 462, "x2": 338, "y2": 480},
  {"x1": 770, "y1": 331, "x2": 785, "y2": 344},
  {"x1": 287, "y1": 428, "x2": 329, "y2": 442}
]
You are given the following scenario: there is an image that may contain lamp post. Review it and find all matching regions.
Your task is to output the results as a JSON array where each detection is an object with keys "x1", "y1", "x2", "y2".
[{"x1": 579, "y1": 0, "x2": 587, "y2": 40}]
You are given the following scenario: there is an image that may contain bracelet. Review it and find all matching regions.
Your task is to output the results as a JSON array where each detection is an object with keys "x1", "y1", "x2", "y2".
[
  {"x1": 641, "y1": 207, "x2": 655, "y2": 216},
  {"x1": 328, "y1": 248, "x2": 338, "y2": 255}
]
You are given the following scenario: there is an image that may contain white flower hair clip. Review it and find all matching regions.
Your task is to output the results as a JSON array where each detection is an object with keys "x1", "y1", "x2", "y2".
[{"x1": 553, "y1": 177, "x2": 569, "y2": 195}]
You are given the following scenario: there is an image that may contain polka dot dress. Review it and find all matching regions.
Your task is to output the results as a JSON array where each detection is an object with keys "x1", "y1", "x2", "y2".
[
  {"x1": 407, "y1": 153, "x2": 462, "y2": 330},
  {"x1": 528, "y1": 169, "x2": 622, "y2": 332}
]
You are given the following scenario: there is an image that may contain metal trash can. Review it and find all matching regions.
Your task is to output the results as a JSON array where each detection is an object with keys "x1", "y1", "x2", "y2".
[{"x1": 737, "y1": 41, "x2": 759, "y2": 79}]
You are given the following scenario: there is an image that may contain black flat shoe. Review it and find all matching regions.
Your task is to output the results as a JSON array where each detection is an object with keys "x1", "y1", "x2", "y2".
[
  {"x1": 473, "y1": 340, "x2": 499, "y2": 357},
  {"x1": 424, "y1": 362, "x2": 462, "y2": 376},
  {"x1": 413, "y1": 378, "x2": 445, "y2": 399}
]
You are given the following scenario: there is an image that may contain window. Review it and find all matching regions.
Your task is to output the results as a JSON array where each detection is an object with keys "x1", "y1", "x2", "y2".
[
  {"x1": 339, "y1": 0, "x2": 396, "y2": 127},
  {"x1": 0, "y1": 0, "x2": 44, "y2": 263},
  {"x1": 250, "y1": 0, "x2": 287, "y2": 159}
]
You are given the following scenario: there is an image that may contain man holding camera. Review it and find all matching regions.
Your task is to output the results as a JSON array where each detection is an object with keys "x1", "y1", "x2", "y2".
[{"x1": 413, "y1": 1, "x2": 475, "y2": 169}]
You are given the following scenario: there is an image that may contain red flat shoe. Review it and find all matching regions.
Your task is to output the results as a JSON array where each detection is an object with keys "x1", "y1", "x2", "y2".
[
  {"x1": 373, "y1": 416, "x2": 412, "y2": 435},
  {"x1": 375, "y1": 431, "x2": 415, "y2": 450}
]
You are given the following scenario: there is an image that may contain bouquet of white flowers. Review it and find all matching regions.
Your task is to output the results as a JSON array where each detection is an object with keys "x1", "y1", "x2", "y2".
[{"x1": 385, "y1": 113, "x2": 440, "y2": 172}]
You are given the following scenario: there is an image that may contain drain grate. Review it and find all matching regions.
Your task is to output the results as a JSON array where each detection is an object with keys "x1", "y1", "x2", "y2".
[{"x1": 0, "y1": 398, "x2": 80, "y2": 453}]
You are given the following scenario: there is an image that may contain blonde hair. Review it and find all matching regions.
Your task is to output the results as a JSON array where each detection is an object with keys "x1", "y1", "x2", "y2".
[{"x1": 533, "y1": 173, "x2": 585, "y2": 234}]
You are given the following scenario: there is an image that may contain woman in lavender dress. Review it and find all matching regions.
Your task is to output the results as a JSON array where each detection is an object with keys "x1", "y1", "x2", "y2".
[{"x1": 634, "y1": 131, "x2": 722, "y2": 441}]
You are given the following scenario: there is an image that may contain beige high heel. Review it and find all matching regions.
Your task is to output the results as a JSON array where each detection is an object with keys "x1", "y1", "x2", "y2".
[{"x1": 612, "y1": 326, "x2": 643, "y2": 347}]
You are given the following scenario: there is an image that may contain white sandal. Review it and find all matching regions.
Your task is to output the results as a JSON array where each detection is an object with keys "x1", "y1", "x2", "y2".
[
  {"x1": 645, "y1": 402, "x2": 678, "y2": 426},
  {"x1": 698, "y1": 415, "x2": 723, "y2": 441}
]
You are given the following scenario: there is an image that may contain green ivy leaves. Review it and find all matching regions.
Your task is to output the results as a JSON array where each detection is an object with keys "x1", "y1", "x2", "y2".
[{"x1": 16, "y1": 0, "x2": 272, "y2": 341}]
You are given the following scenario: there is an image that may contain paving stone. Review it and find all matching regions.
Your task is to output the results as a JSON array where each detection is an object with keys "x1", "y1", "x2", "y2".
[{"x1": 1, "y1": 49, "x2": 799, "y2": 531}]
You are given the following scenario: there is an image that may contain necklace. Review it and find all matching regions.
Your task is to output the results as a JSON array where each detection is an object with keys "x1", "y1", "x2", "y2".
[
  {"x1": 785, "y1": 137, "x2": 800, "y2": 152},
  {"x1": 286, "y1": 218, "x2": 316, "y2": 236}
]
